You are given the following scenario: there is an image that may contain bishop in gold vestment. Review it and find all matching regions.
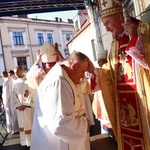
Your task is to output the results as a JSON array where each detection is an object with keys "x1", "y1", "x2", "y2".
[
  {"x1": 98, "y1": 22, "x2": 150, "y2": 150},
  {"x1": 96, "y1": 0, "x2": 150, "y2": 149}
]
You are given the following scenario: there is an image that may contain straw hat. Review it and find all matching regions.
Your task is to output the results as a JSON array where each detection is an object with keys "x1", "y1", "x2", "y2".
[
  {"x1": 98, "y1": 0, "x2": 122, "y2": 19},
  {"x1": 40, "y1": 41, "x2": 63, "y2": 63}
]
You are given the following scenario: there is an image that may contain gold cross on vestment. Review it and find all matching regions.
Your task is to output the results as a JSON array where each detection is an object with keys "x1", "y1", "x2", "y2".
[{"x1": 102, "y1": 0, "x2": 108, "y2": 7}]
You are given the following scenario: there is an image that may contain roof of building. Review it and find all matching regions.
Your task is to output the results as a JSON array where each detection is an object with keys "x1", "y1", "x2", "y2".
[
  {"x1": 67, "y1": 19, "x2": 91, "y2": 45},
  {"x1": 0, "y1": 16, "x2": 74, "y2": 25},
  {"x1": 0, "y1": 0, "x2": 86, "y2": 17}
]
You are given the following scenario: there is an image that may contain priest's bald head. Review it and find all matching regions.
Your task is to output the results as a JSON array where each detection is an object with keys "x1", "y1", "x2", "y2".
[{"x1": 60, "y1": 50, "x2": 95, "y2": 84}]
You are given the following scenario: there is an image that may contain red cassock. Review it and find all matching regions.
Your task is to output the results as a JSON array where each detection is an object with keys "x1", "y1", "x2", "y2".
[{"x1": 117, "y1": 33, "x2": 145, "y2": 150}]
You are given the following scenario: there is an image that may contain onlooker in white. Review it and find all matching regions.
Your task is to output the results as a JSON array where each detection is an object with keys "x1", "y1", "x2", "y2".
[
  {"x1": 1, "y1": 71, "x2": 13, "y2": 133},
  {"x1": 8, "y1": 70, "x2": 19, "y2": 134},
  {"x1": 12, "y1": 66, "x2": 34, "y2": 148}
]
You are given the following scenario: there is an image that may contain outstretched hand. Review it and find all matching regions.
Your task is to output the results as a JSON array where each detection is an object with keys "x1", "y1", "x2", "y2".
[{"x1": 87, "y1": 59, "x2": 95, "y2": 75}]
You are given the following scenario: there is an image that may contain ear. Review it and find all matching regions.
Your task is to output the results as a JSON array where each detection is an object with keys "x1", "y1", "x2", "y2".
[
  {"x1": 71, "y1": 62, "x2": 78, "y2": 70},
  {"x1": 116, "y1": 13, "x2": 123, "y2": 21}
]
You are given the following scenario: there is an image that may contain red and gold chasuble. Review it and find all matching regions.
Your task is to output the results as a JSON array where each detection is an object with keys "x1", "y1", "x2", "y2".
[{"x1": 117, "y1": 34, "x2": 144, "y2": 150}]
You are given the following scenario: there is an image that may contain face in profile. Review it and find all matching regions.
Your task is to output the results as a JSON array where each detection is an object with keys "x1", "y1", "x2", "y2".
[
  {"x1": 72, "y1": 60, "x2": 88, "y2": 84},
  {"x1": 14, "y1": 68, "x2": 24, "y2": 78},
  {"x1": 102, "y1": 14, "x2": 124, "y2": 36},
  {"x1": 42, "y1": 62, "x2": 56, "y2": 74}
]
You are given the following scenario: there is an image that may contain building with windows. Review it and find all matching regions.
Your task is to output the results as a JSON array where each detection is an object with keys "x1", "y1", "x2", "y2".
[
  {"x1": 67, "y1": 10, "x2": 97, "y2": 66},
  {"x1": 0, "y1": 16, "x2": 74, "y2": 85}
]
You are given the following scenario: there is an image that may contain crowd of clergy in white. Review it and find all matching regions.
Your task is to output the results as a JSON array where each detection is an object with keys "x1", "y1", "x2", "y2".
[{"x1": 1, "y1": 42, "x2": 105, "y2": 150}]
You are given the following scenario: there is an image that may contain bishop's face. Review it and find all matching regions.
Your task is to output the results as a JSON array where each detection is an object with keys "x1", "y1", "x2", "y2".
[
  {"x1": 42, "y1": 62, "x2": 56, "y2": 74},
  {"x1": 102, "y1": 13, "x2": 124, "y2": 36}
]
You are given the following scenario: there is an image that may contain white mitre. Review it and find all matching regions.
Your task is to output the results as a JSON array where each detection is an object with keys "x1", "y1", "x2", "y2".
[
  {"x1": 98, "y1": 0, "x2": 122, "y2": 18},
  {"x1": 40, "y1": 41, "x2": 62, "y2": 63}
]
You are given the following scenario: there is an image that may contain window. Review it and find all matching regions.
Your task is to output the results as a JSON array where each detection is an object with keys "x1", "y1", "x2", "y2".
[
  {"x1": 64, "y1": 48, "x2": 69, "y2": 57},
  {"x1": 17, "y1": 57, "x2": 27, "y2": 70},
  {"x1": 66, "y1": 34, "x2": 71, "y2": 41},
  {"x1": 75, "y1": 20, "x2": 79, "y2": 30},
  {"x1": 13, "y1": 32, "x2": 24, "y2": 45},
  {"x1": 47, "y1": 33, "x2": 53, "y2": 44},
  {"x1": 91, "y1": 39, "x2": 96, "y2": 61},
  {"x1": 37, "y1": 33, "x2": 44, "y2": 45},
  {"x1": 0, "y1": 56, "x2": 5, "y2": 74},
  {"x1": 0, "y1": 37, "x2": 4, "y2": 73}
]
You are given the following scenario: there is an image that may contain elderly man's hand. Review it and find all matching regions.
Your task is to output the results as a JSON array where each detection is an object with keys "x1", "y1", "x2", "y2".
[
  {"x1": 98, "y1": 59, "x2": 107, "y2": 67},
  {"x1": 17, "y1": 105, "x2": 27, "y2": 111},
  {"x1": 122, "y1": 20, "x2": 139, "y2": 37}
]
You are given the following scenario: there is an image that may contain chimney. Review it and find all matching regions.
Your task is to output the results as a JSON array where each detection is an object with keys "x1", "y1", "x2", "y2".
[
  {"x1": 67, "y1": 19, "x2": 73, "y2": 23},
  {"x1": 55, "y1": 17, "x2": 58, "y2": 22}
]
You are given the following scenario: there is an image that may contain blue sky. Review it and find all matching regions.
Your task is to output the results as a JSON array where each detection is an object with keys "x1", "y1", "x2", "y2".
[{"x1": 28, "y1": 10, "x2": 78, "y2": 22}]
